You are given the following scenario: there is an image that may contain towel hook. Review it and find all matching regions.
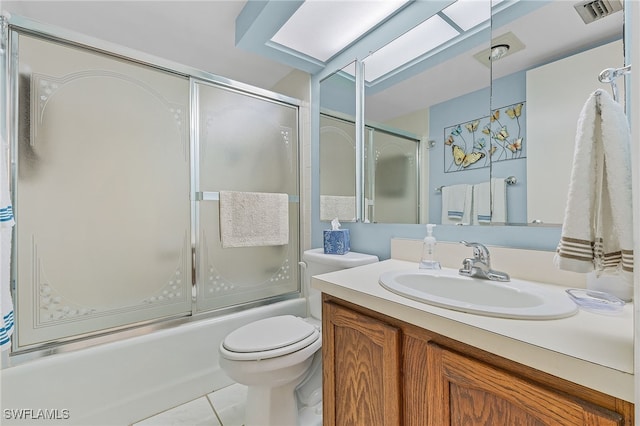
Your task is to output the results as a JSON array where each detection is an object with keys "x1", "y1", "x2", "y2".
[{"x1": 598, "y1": 65, "x2": 631, "y2": 103}]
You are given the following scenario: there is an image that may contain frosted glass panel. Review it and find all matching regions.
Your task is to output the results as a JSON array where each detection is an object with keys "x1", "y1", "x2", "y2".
[
  {"x1": 15, "y1": 33, "x2": 191, "y2": 348},
  {"x1": 365, "y1": 130, "x2": 419, "y2": 223},
  {"x1": 195, "y1": 81, "x2": 299, "y2": 312},
  {"x1": 197, "y1": 83, "x2": 298, "y2": 194},
  {"x1": 319, "y1": 114, "x2": 356, "y2": 222}
]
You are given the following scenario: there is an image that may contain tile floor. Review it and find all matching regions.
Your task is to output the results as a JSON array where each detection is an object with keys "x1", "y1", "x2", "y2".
[
  {"x1": 131, "y1": 383, "x2": 248, "y2": 426},
  {"x1": 131, "y1": 382, "x2": 323, "y2": 426}
]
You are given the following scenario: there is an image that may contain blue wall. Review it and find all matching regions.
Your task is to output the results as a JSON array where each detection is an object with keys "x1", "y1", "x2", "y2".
[
  {"x1": 429, "y1": 71, "x2": 528, "y2": 224},
  {"x1": 311, "y1": 70, "x2": 561, "y2": 261}
]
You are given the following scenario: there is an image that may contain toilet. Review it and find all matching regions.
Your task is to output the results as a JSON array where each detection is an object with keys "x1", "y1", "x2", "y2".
[{"x1": 218, "y1": 248, "x2": 379, "y2": 426}]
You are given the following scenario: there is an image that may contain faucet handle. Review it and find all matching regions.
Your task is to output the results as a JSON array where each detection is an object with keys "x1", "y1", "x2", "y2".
[{"x1": 460, "y1": 241, "x2": 490, "y2": 263}]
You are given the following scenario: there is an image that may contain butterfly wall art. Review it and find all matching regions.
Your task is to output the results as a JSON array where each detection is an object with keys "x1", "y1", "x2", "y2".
[{"x1": 444, "y1": 102, "x2": 526, "y2": 173}]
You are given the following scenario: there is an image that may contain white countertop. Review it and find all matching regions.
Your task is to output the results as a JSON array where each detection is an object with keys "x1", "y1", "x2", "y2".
[{"x1": 312, "y1": 259, "x2": 634, "y2": 402}]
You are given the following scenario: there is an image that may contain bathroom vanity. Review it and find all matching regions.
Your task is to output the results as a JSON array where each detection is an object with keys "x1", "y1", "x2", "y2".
[{"x1": 312, "y1": 258, "x2": 634, "y2": 425}]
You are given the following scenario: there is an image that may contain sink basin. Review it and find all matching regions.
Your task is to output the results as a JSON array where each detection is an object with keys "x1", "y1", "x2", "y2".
[{"x1": 378, "y1": 268, "x2": 578, "y2": 320}]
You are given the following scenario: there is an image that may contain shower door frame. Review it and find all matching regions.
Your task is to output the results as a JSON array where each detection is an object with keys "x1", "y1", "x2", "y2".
[{"x1": 2, "y1": 14, "x2": 303, "y2": 360}]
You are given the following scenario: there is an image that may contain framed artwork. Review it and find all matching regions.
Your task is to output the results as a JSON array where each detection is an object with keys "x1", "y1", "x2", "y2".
[{"x1": 444, "y1": 102, "x2": 526, "y2": 173}]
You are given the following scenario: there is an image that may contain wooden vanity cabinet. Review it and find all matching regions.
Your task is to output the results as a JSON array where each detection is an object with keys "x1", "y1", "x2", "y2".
[
  {"x1": 428, "y1": 343, "x2": 624, "y2": 425},
  {"x1": 322, "y1": 295, "x2": 634, "y2": 426},
  {"x1": 322, "y1": 299, "x2": 402, "y2": 425}
]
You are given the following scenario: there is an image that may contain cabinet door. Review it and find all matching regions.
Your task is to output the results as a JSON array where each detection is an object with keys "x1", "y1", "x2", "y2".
[
  {"x1": 427, "y1": 343, "x2": 623, "y2": 426},
  {"x1": 323, "y1": 302, "x2": 402, "y2": 426}
]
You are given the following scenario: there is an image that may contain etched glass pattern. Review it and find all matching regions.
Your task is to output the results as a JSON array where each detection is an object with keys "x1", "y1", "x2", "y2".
[
  {"x1": 195, "y1": 81, "x2": 299, "y2": 312},
  {"x1": 14, "y1": 34, "x2": 191, "y2": 348}
]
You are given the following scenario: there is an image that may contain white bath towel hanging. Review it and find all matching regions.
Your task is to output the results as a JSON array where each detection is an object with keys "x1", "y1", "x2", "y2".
[
  {"x1": 1, "y1": 136, "x2": 15, "y2": 351},
  {"x1": 472, "y1": 179, "x2": 508, "y2": 224},
  {"x1": 491, "y1": 178, "x2": 507, "y2": 224},
  {"x1": 472, "y1": 181, "x2": 491, "y2": 224},
  {"x1": 219, "y1": 191, "x2": 289, "y2": 248},
  {"x1": 555, "y1": 90, "x2": 634, "y2": 282},
  {"x1": 441, "y1": 184, "x2": 472, "y2": 225}
]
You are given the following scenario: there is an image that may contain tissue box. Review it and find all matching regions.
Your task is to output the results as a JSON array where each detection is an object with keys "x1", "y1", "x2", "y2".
[{"x1": 323, "y1": 229, "x2": 350, "y2": 255}]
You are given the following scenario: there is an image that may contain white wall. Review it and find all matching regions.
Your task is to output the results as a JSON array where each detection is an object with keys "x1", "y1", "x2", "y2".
[{"x1": 526, "y1": 40, "x2": 624, "y2": 224}]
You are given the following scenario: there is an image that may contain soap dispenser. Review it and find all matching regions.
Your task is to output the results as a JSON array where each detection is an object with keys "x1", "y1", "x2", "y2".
[{"x1": 419, "y1": 224, "x2": 441, "y2": 270}]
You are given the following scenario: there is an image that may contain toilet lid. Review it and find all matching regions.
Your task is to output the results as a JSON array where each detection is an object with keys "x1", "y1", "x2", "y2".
[{"x1": 222, "y1": 315, "x2": 317, "y2": 353}]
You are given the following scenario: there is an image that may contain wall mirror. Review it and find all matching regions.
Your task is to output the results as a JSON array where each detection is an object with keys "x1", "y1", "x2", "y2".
[
  {"x1": 360, "y1": 0, "x2": 493, "y2": 224},
  {"x1": 490, "y1": 0, "x2": 625, "y2": 225},
  {"x1": 318, "y1": 0, "x2": 626, "y2": 228},
  {"x1": 319, "y1": 61, "x2": 357, "y2": 222}
]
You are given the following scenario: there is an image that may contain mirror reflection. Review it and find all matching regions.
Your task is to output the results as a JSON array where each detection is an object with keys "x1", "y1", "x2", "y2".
[
  {"x1": 491, "y1": 0, "x2": 624, "y2": 225},
  {"x1": 363, "y1": 125, "x2": 420, "y2": 224},
  {"x1": 362, "y1": 0, "x2": 492, "y2": 224},
  {"x1": 318, "y1": 0, "x2": 625, "y2": 226},
  {"x1": 319, "y1": 62, "x2": 357, "y2": 222}
]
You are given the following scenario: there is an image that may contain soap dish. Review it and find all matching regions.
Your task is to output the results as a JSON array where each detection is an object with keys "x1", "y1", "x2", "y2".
[{"x1": 566, "y1": 289, "x2": 625, "y2": 314}]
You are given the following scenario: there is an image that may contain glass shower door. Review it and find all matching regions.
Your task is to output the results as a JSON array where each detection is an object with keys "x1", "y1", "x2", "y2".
[
  {"x1": 194, "y1": 80, "x2": 300, "y2": 312},
  {"x1": 364, "y1": 128, "x2": 420, "y2": 223},
  {"x1": 13, "y1": 33, "x2": 192, "y2": 349}
]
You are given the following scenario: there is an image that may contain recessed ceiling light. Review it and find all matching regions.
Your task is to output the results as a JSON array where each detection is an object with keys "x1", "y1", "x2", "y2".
[
  {"x1": 490, "y1": 44, "x2": 510, "y2": 61},
  {"x1": 473, "y1": 32, "x2": 525, "y2": 67}
]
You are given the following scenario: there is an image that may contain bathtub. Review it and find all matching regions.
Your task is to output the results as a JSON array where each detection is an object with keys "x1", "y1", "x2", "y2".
[{"x1": 0, "y1": 298, "x2": 306, "y2": 425}]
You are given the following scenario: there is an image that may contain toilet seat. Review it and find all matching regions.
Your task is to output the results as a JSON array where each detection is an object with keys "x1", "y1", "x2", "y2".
[{"x1": 220, "y1": 315, "x2": 320, "y2": 361}]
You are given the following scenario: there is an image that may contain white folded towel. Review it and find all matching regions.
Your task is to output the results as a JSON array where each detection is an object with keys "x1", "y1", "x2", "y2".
[
  {"x1": 555, "y1": 90, "x2": 633, "y2": 282},
  {"x1": 441, "y1": 184, "x2": 472, "y2": 225},
  {"x1": 320, "y1": 195, "x2": 356, "y2": 222},
  {"x1": 472, "y1": 179, "x2": 508, "y2": 225},
  {"x1": 1, "y1": 136, "x2": 15, "y2": 351},
  {"x1": 472, "y1": 181, "x2": 491, "y2": 224},
  {"x1": 219, "y1": 191, "x2": 289, "y2": 248},
  {"x1": 490, "y1": 178, "x2": 507, "y2": 224}
]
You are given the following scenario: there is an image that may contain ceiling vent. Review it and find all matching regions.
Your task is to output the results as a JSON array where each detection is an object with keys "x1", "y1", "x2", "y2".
[{"x1": 574, "y1": 0, "x2": 623, "y2": 24}]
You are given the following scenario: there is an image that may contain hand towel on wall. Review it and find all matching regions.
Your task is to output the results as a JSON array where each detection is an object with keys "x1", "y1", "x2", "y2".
[
  {"x1": 441, "y1": 184, "x2": 472, "y2": 225},
  {"x1": 320, "y1": 195, "x2": 356, "y2": 222},
  {"x1": 1, "y1": 136, "x2": 15, "y2": 351},
  {"x1": 555, "y1": 90, "x2": 634, "y2": 284},
  {"x1": 472, "y1": 181, "x2": 491, "y2": 224},
  {"x1": 491, "y1": 178, "x2": 507, "y2": 224},
  {"x1": 219, "y1": 191, "x2": 289, "y2": 248}
]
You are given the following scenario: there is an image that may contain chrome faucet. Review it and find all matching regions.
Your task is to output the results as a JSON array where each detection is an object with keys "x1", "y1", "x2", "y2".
[{"x1": 458, "y1": 241, "x2": 510, "y2": 282}]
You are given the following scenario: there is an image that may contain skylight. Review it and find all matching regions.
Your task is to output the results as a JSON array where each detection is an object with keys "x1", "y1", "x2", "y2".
[
  {"x1": 442, "y1": 0, "x2": 491, "y2": 31},
  {"x1": 268, "y1": 0, "x2": 494, "y2": 84},
  {"x1": 363, "y1": 14, "x2": 460, "y2": 82},
  {"x1": 271, "y1": 0, "x2": 408, "y2": 62}
]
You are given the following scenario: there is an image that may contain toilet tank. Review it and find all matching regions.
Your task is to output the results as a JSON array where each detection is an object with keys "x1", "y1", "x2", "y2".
[{"x1": 302, "y1": 248, "x2": 379, "y2": 320}]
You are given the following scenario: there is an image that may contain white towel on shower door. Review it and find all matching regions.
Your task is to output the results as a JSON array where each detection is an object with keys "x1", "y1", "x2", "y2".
[
  {"x1": 1, "y1": 136, "x2": 15, "y2": 351},
  {"x1": 320, "y1": 195, "x2": 356, "y2": 222},
  {"x1": 219, "y1": 191, "x2": 289, "y2": 248}
]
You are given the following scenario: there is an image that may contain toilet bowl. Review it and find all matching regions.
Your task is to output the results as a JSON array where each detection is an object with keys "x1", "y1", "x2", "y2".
[{"x1": 218, "y1": 248, "x2": 379, "y2": 426}]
